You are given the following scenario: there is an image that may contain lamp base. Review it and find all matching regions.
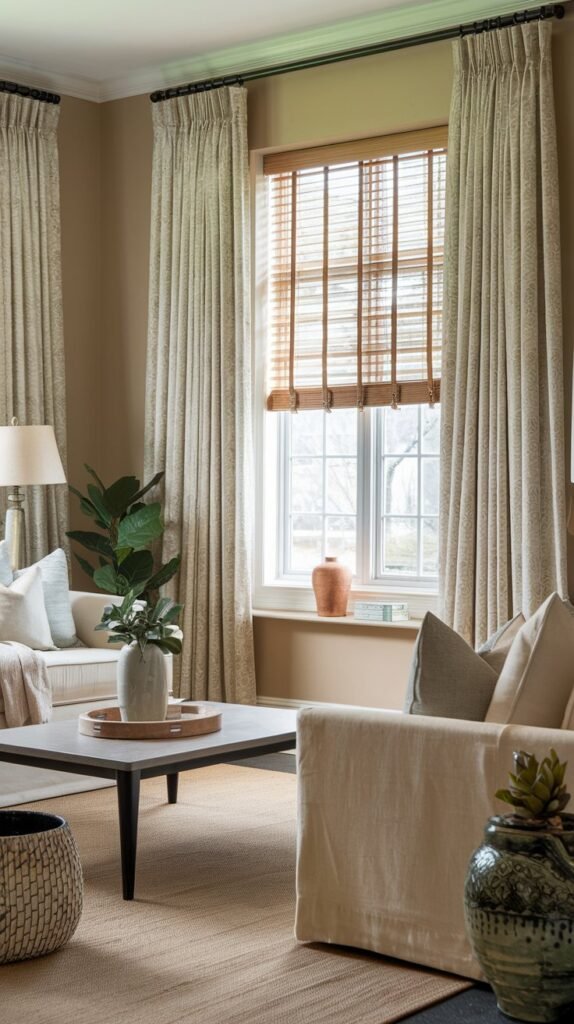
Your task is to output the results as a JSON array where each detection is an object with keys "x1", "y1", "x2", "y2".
[{"x1": 5, "y1": 487, "x2": 25, "y2": 570}]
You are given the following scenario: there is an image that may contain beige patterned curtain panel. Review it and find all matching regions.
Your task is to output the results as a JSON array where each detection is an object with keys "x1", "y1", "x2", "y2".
[
  {"x1": 440, "y1": 21, "x2": 567, "y2": 647},
  {"x1": 145, "y1": 87, "x2": 256, "y2": 703},
  {"x1": 0, "y1": 95, "x2": 68, "y2": 562}
]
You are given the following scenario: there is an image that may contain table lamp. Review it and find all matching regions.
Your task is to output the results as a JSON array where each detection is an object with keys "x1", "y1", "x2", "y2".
[{"x1": 0, "y1": 418, "x2": 66, "y2": 570}]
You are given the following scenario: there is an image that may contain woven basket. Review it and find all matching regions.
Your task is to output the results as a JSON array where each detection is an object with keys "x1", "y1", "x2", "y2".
[{"x1": 0, "y1": 810, "x2": 83, "y2": 964}]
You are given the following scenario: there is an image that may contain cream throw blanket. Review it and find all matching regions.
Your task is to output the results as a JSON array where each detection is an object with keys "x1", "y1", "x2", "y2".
[{"x1": 0, "y1": 642, "x2": 52, "y2": 728}]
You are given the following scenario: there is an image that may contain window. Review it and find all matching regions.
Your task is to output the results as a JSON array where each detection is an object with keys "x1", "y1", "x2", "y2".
[{"x1": 259, "y1": 127, "x2": 446, "y2": 597}]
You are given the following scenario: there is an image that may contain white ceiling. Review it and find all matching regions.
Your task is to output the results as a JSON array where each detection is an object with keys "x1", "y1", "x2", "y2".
[
  {"x1": 0, "y1": 0, "x2": 549, "y2": 102},
  {"x1": 0, "y1": 0, "x2": 423, "y2": 80}
]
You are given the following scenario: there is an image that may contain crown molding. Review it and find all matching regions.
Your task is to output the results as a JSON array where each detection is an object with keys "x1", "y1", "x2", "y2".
[
  {"x1": 0, "y1": 52, "x2": 102, "y2": 102},
  {"x1": 0, "y1": 0, "x2": 553, "y2": 104}
]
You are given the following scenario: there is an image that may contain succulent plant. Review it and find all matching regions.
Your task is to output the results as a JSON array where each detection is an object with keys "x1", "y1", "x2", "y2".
[{"x1": 495, "y1": 749, "x2": 570, "y2": 824}]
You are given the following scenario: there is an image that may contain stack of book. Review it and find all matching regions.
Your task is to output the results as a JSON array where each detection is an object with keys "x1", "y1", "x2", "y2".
[{"x1": 353, "y1": 601, "x2": 409, "y2": 623}]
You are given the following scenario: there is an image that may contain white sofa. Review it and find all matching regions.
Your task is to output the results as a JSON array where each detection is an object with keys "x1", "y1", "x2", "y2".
[
  {"x1": 0, "y1": 590, "x2": 172, "y2": 806},
  {"x1": 295, "y1": 706, "x2": 574, "y2": 980}
]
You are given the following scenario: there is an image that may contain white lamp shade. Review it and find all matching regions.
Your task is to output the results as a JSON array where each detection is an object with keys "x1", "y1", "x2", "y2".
[{"x1": 0, "y1": 424, "x2": 66, "y2": 487}]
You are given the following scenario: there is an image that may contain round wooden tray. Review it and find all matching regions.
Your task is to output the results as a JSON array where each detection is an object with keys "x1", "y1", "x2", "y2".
[{"x1": 78, "y1": 703, "x2": 222, "y2": 740}]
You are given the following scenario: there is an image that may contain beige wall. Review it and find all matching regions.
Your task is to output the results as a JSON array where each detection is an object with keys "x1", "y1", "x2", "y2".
[
  {"x1": 58, "y1": 20, "x2": 574, "y2": 704},
  {"x1": 100, "y1": 97, "x2": 152, "y2": 482},
  {"x1": 254, "y1": 618, "x2": 416, "y2": 709}
]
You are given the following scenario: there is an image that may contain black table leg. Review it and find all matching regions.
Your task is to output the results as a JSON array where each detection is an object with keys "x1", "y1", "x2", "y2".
[
  {"x1": 167, "y1": 772, "x2": 179, "y2": 804},
  {"x1": 116, "y1": 770, "x2": 140, "y2": 901}
]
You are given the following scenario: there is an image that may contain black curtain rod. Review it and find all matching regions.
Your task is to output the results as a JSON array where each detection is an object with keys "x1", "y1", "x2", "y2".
[
  {"x1": 0, "y1": 79, "x2": 60, "y2": 105},
  {"x1": 150, "y1": 3, "x2": 565, "y2": 102}
]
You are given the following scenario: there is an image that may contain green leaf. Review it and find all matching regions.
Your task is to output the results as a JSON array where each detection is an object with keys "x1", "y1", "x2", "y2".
[
  {"x1": 102, "y1": 476, "x2": 141, "y2": 518},
  {"x1": 150, "y1": 596, "x2": 173, "y2": 623},
  {"x1": 146, "y1": 555, "x2": 181, "y2": 592},
  {"x1": 128, "y1": 471, "x2": 164, "y2": 506},
  {"x1": 152, "y1": 636, "x2": 182, "y2": 655},
  {"x1": 74, "y1": 553, "x2": 95, "y2": 579},
  {"x1": 117, "y1": 550, "x2": 154, "y2": 586},
  {"x1": 114, "y1": 547, "x2": 133, "y2": 564},
  {"x1": 68, "y1": 530, "x2": 114, "y2": 558},
  {"x1": 87, "y1": 484, "x2": 112, "y2": 527},
  {"x1": 84, "y1": 464, "x2": 106, "y2": 491},
  {"x1": 117, "y1": 503, "x2": 163, "y2": 550},
  {"x1": 93, "y1": 564, "x2": 120, "y2": 594}
]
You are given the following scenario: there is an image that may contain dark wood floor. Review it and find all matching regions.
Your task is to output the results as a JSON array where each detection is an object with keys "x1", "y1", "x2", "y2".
[{"x1": 231, "y1": 751, "x2": 500, "y2": 1023}]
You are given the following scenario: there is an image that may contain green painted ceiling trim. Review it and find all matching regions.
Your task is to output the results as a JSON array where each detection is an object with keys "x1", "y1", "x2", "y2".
[{"x1": 126, "y1": 0, "x2": 547, "y2": 98}]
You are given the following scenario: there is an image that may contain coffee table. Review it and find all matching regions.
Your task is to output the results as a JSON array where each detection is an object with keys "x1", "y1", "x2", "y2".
[{"x1": 0, "y1": 702, "x2": 297, "y2": 900}]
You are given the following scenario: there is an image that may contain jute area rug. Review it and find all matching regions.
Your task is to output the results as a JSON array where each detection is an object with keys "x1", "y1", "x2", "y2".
[{"x1": 2, "y1": 765, "x2": 469, "y2": 1024}]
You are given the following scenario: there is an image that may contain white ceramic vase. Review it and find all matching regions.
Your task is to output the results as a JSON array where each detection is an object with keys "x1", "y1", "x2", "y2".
[{"x1": 117, "y1": 642, "x2": 168, "y2": 722}]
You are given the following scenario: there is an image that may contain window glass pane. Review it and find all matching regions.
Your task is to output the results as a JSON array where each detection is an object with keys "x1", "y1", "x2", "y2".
[
  {"x1": 383, "y1": 406, "x2": 419, "y2": 455},
  {"x1": 422, "y1": 458, "x2": 439, "y2": 516},
  {"x1": 291, "y1": 410, "x2": 324, "y2": 456},
  {"x1": 326, "y1": 407, "x2": 357, "y2": 455},
  {"x1": 289, "y1": 514, "x2": 322, "y2": 571},
  {"x1": 383, "y1": 518, "x2": 418, "y2": 575},
  {"x1": 422, "y1": 518, "x2": 439, "y2": 575},
  {"x1": 326, "y1": 515, "x2": 356, "y2": 574},
  {"x1": 326, "y1": 459, "x2": 356, "y2": 514},
  {"x1": 291, "y1": 458, "x2": 323, "y2": 513},
  {"x1": 421, "y1": 405, "x2": 440, "y2": 454},
  {"x1": 383, "y1": 457, "x2": 417, "y2": 515}
]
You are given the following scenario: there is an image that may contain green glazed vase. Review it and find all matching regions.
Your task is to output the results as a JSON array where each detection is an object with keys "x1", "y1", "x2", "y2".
[{"x1": 464, "y1": 815, "x2": 574, "y2": 1022}]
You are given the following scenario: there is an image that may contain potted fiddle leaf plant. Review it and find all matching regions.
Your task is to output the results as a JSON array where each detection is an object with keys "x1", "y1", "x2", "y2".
[
  {"x1": 464, "y1": 749, "x2": 574, "y2": 1023},
  {"x1": 97, "y1": 594, "x2": 183, "y2": 723},
  {"x1": 67, "y1": 465, "x2": 180, "y2": 604}
]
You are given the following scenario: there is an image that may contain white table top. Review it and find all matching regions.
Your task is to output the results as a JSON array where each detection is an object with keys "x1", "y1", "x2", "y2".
[{"x1": 0, "y1": 702, "x2": 298, "y2": 773}]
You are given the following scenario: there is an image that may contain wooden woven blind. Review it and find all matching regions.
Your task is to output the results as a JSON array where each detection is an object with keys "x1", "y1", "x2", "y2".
[{"x1": 264, "y1": 126, "x2": 447, "y2": 412}]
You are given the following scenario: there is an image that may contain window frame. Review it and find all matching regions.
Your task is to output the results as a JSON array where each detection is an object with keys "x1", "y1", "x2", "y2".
[{"x1": 251, "y1": 143, "x2": 442, "y2": 618}]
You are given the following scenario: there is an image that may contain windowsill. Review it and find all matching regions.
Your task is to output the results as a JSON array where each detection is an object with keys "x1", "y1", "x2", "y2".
[
  {"x1": 253, "y1": 581, "x2": 438, "y2": 619},
  {"x1": 252, "y1": 608, "x2": 420, "y2": 630}
]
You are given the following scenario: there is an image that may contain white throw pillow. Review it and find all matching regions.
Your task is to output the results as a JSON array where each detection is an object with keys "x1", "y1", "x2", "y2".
[
  {"x1": 0, "y1": 540, "x2": 12, "y2": 587},
  {"x1": 485, "y1": 593, "x2": 574, "y2": 727},
  {"x1": 404, "y1": 612, "x2": 499, "y2": 721},
  {"x1": 0, "y1": 566, "x2": 55, "y2": 650},
  {"x1": 15, "y1": 548, "x2": 78, "y2": 649}
]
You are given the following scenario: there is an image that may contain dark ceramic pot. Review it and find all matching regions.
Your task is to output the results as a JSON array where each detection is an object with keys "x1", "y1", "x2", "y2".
[{"x1": 464, "y1": 815, "x2": 574, "y2": 1022}]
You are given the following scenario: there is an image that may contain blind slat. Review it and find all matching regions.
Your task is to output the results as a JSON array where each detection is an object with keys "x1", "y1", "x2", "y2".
[{"x1": 266, "y1": 127, "x2": 446, "y2": 412}]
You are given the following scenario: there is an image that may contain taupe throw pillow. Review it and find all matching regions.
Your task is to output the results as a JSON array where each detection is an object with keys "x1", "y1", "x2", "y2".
[
  {"x1": 404, "y1": 612, "x2": 498, "y2": 721},
  {"x1": 477, "y1": 613, "x2": 525, "y2": 674}
]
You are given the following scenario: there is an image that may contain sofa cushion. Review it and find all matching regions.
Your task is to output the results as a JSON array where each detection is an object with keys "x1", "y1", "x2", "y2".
[
  {"x1": 0, "y1": 567, "x2": 55, "y2": 650},
  {"x1": 404, "y1": 612, "x2": 498, "y2": 721},
  {"x1": 477, "y1": 613, "x2": 525, "y2": 674},
  {"x1": 485, "y1": 593, "x2": 574, "y2": 727},
  {"x1": 0, "y1": 540, "x2": 12, "y2": 587},
  {"x1": 42, "y1": 648, "x2": 119, "y2": 706},
  {"x1": 15, "y1": 548, "x2": 78, "y2": 649}
]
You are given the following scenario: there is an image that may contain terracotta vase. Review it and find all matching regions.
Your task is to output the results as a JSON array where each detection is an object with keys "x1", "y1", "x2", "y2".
[{"x1": 312, "y1": 557, "x2": 352, "y2": 617}]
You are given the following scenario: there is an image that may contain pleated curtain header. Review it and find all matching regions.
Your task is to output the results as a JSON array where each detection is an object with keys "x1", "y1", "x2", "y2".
[
  {"x1": 264, "y1": 125, "x2": 448, "y2": 413},
  {"x1": 0, "y1": 93, "x2": 59, "y2": 132},
  {"x1": 151, "y1": 85, "x2": 247, "y2": 130}
]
